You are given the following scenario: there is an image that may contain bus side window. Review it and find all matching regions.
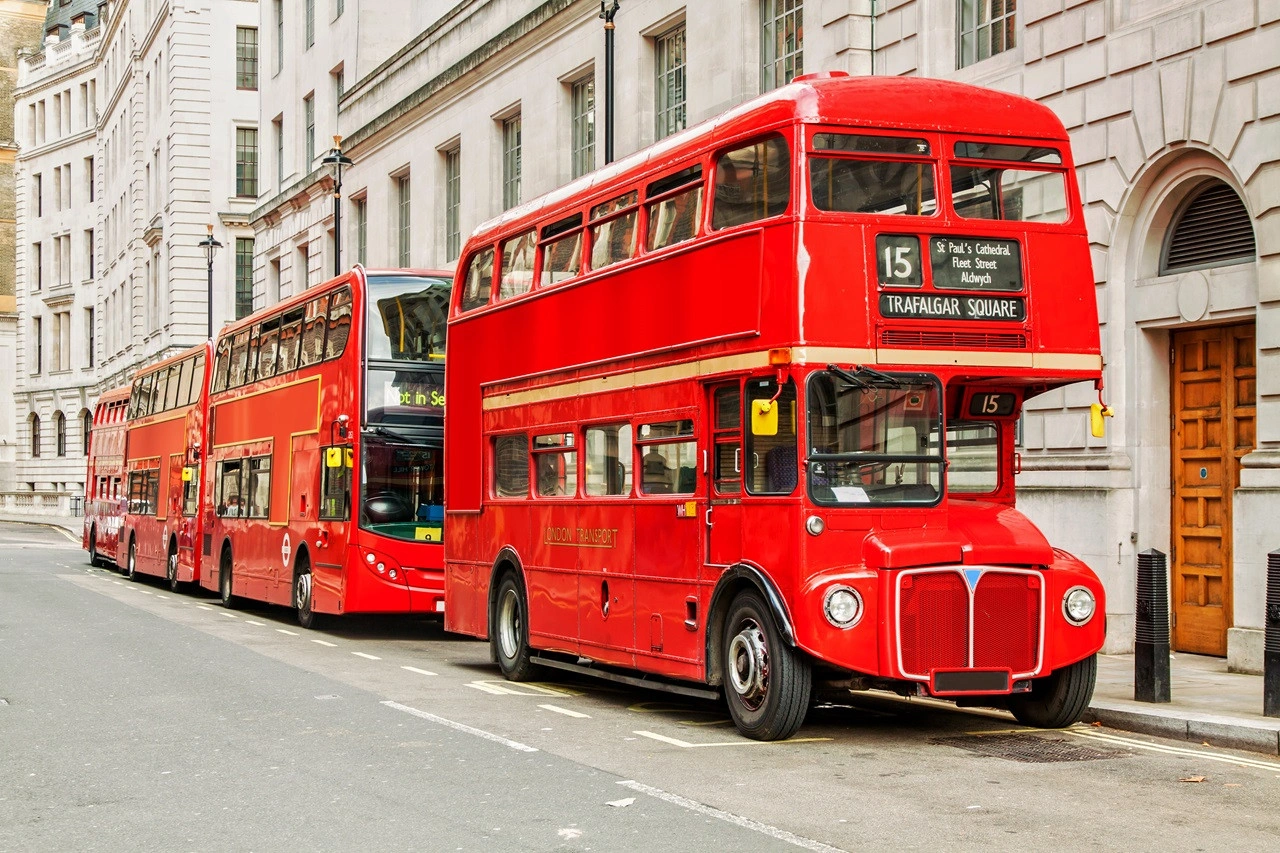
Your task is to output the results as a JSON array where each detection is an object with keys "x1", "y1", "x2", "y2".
[
  {"x1": 276, "y1": 307, "x2": 306, "y2": 374},
  {"x1": 493, "y1": 435, "x2": 529, "y2": 498},
  {"x1": 499, "y1": 231, "x2": 537, "y2": 301},
  {"x1": 533, "y1": 433, "x2": 576, "y2": 497},
  {"x1": 247, "y1": 456, "x2": 271, "y2": 518},
  {"x1": 461, "y1": 247, "x2": 495, "y2": 311},
  {"x1": 300, "y1": 294, "x2": 329, "y2": 367},
  {"x1": 228, "y1": 330, "x2": 251, "y2": 388},
  {"x1": 638, "y1": 420, "x2": 696, "y2": 496},
  {"x1": 319, "y1": 445, "x2": 351, "y2": 520},
  {"x1": 585, "y1": 424, "x2": 632, "y2": 496},
  {"x1": 212, "y1": 336, "x2": 233, "y2": 393},
  {"x1": 712, "y1": 134, "x2": 791, "y2": 230},
  {"x1": 746, "y1": 379, "x2": 798, "y2": 495},
  {"x1": 325, "y1": 287, "x2": 352, "y2": 360}
]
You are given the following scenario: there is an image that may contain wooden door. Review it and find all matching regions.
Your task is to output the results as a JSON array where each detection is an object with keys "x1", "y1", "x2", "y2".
[{"x1": 1171, "y1": 324, "x2": 1256, "y2": 655}]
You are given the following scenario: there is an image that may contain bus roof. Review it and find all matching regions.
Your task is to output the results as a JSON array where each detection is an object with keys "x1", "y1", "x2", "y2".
[
  {"x1": 466, "y1": 73, "x2": 1071, "y2": 246},
  {"x1": 134, "y1": 341, "x2": 212, "y2": 379},
  {"x1": 95, "y1": 384, "x2": 133, "y2": 405}
]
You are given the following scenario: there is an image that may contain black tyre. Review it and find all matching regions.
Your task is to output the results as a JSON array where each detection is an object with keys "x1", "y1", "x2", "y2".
[
  {"x1": 293, "y1": 556, "x2": 322, "y2": 629},
  {"x1": 491, "y1": 572, "x2": 537, "y2": 681},
  {"x1": 87, "y1": 528, "x2": 100, "y2": 567},
  {"x1": 166, "y1": 542, "x2": 181, "y2": 592},
  {"x1": 219, "y1": 549, "x2": 239, "y2": 609},
  {"x1": 125, "y1": 538, "x2": 139, "y2": 581},
  {"x1": 722, "y1": 589, "x2": 811, "y2": 741},
  {"x1": 1009, "y1": 653, "x2": 1097, "y2": 728}
]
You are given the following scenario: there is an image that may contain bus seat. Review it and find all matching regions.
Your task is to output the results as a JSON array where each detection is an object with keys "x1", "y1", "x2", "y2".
[
  {"x1": 417, "y1": 503, "x2": 444, "y2": 522},
  {"x1": 765, "y1": 446, "x2": 797, "y2": 493}
]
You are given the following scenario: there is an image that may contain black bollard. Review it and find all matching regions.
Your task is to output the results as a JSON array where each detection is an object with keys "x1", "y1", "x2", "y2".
[
  {"x1": 1265, "y1": 549, "x2": 1280, "y2": 717},
  {"x1": 1135, "y1": 548, "x2": 1171, "y2": 703}
]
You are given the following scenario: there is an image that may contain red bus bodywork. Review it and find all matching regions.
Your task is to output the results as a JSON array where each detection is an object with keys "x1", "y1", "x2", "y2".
[
  {"x1": 445, "y1": 74, "x2": 1107, "y2": 739},
  {"x1": 83, "y1": 384, "x2": 131, "y2": 568},
  {"x1": 119, "y1": 343, "x2": 214, "y2": 587},
  {"x1": 199, "y1": 267, "x2": 451, "y2": 626}
]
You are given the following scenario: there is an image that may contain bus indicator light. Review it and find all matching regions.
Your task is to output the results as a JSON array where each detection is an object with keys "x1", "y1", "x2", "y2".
[{"x1": 768, "y1": 347, "x2": 791, "y2": 366}]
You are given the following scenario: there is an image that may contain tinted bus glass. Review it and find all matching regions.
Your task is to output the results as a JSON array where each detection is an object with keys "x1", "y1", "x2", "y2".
[
  {"x1": 712, "y1": 135, "x2": 791, "y2": 229},
  {"x1": 367, "y1": 275, "x2": 451, "y2": 361}
]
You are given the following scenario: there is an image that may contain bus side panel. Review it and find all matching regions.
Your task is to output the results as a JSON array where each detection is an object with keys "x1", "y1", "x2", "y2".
[
  {"x1": 1025, "y1": 231, "x2": 1100, "y2": 358},
  {"x1": 800, "y1": 222, "x2": 874, "y2": 350},
  {"x1": 632, "y1": 501, "x2": 703, "y2": 680},
  {"x1": 524, "y1": 503, "x2": 584, "y2": 657}
]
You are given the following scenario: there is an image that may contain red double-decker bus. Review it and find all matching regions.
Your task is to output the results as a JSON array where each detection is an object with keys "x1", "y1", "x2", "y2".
[
  {"x1": 84, "y1": 384, "x2": 132, "y2": 569},
  {"x1": 444, "y1": 73, "x2": 1107, "y2": 740},
  {"x1": 200, "y1": 267, "x2": 451, "y2": 628},
  {"x1": 118, "y1": 343, "x2": 214, "y2": 590}
]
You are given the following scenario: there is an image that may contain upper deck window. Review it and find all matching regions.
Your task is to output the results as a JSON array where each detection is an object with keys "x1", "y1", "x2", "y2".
[
  {"x1": 460, "y1": 247, "x2": 495, "y2": 311},
  {"x1": 951, "y1": 141, "x2": 1067, "y2": 223},
  {"x1": 809, "y1": 133, "x2": 937, "y2": 216},
  {"x1": 368, "y1": 275, "x2": 451, "y2": 361},
  {"x1": 712, "y1": 135, "x2": 791, "y2": 229},
  {"x1": 498, "y1": 232, "x2": 537, "y2": 301},
  {"x1": 590, "y1": 191, "x2": 639, "y2": 270},
  {"x1": 646, "y1": 165, "x2": 703, "y2": 250},
  {"x1": 540, "y1": 214, "x2": 583, "y2": 285}
]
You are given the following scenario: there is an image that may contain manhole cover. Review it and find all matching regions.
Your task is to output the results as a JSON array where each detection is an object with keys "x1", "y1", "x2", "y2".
[{"x1": 933, "y1": 733, "x2": 1132, "y2": 763}]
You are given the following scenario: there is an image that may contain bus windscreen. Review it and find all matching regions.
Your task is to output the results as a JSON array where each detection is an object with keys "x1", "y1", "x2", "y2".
[{"x1": 366, "y1": 275, "x2": 451, "y2": 361}]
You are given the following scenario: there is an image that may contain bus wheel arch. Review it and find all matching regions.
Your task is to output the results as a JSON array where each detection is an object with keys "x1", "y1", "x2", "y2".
[
  {"x1": 488, "y1": 549, "x2": 537, "y2": 682},
  {"x1": 705, "y1": 564, "x2": 797, "y2": 689},
  {"x1": 292, "y1": 546, "x2": 321, "y2": 629}
]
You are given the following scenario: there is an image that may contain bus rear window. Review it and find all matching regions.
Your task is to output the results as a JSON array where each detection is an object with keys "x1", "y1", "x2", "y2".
[
  {"x1": 814, "y1": 133, "x2": 930, "y2": 156},
  {"x1": 950, "y1": 165, "x2": 1068, "y2": 223},
  {"x1": 954, "y1": 142, "x2": 1061, "y2": 164},
  {"x1": 712, "y1": 135, "x2": 791, "y2": 229}
]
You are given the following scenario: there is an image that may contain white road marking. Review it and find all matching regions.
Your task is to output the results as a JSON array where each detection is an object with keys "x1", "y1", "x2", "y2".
[
  {"x1": 401, "y1": 666, "x2": 437, "y2": 677},
  {"x1": 539, "y1": 704, "x2": 590, "y2": 719},
  {"x1": 245, "y1": 620, "x2": 265, "y2": 626},
  {"x1": 196, "y1": 605, "x2": 213, "y2": 611},
  {"x1": 311, "y1": 639, "x2": 337, "y2": 647},
  {"x1": 139, "y1": 590, "x2": 154, "y2": 595},
  {"x1": 467, "y1": 679, "x2": 571, "y2": 696},
  {"x1": 468, "y1": 681, "x2": 515, "y2": 695},
  {"x1": 276, "y1": 628, "x2": 299, "y2": 636},
  {"x1": 634, "y1": 730, "x2": 831, "y2": 748},
  {"x1": 1069, "y1": 728, "x2": 1280, "y2": 773},
  {"x1": 616, "y1": 780, "x2": 846, "y2": 852},
  {"x1": 112, "y1": 581, "x2": 123, "y2": 586},
  {"x1": 155, "y1": 594, "x2": 169, "y2": 600},
  {"x1": 352, "y1": 652, "x2": 381, "y2": 661},
  {"x1": 381, "y1": 700, "x2": 538, "y2": 753},
  {"x1": 219, "y1": 612, "x2": 238, "y2": 619}
]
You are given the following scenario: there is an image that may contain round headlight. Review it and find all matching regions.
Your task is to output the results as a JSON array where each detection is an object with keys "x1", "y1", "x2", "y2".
[
  {"x1": 1063, "y1": 586, "x2": 1096, "y2": 625},
  {"x1": 823, "y1": 586, "x2": 863, "y2": 628},
  {"x1": 806, "y1": 515, "x2": 825, "y2": 536}
]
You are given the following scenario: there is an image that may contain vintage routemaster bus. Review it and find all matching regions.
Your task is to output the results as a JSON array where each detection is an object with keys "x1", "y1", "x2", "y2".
[
  {"x1": 444, "y1": 73, "x2": 1108, "y2": 740},
  {"x1": 200, "y1": 267, "x2": 452, "y2": 628},
  {"x1": 84, "y1": 384, "x2": 132, "y2": 569},
  {"x1": 118, "y1": 342, "x2": 214, "y2": 590}
]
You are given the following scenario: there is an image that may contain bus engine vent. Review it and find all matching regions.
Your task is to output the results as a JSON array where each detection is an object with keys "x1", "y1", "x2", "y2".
[
  {"x1": 898, "y1": 570, "x2": 1042, "y2": 679},
  {"x1": 880, "y1": 330, "x2": 1028, "y2": 350}
]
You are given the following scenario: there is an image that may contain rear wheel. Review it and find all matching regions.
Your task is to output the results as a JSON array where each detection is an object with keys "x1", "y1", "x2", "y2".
[
  {"x1": 722, "y1": 589, "x2": 811, "y2": 741},
  {"x1": 293, "y1": 556, "x2": 322, "y2": 629},
  {"x1": 87, "y1": 528, "x2": 100, "y2": 567},
  {"x1": 1008, "y1": 653, "x2": 1097, "y2": 728},
  {"x1": 491, "y1": 572, "x2": 536, "y2": 681},
  {"x1": 219, "y1": 549, "x2": 238, "y2": 609},
  {"x1": 166, "y1": 542, "x2": 181, "y2": 592},
  {"x1": 125, "y1": 539, "x2": 138, "y2": 581}
]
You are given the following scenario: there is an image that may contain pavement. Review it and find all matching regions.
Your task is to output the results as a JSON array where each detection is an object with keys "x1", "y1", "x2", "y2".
[{"x1": 6, "y1": 510, "x2": 1280, "y2": 756}]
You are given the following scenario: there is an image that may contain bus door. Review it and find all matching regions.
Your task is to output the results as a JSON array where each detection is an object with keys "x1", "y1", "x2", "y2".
[
  {"x1": 740, "y1": 377, "x2": 800, "y2": 575},
  {"x1": 705, "y1": 383, "x2": 744, "y2": 567}
]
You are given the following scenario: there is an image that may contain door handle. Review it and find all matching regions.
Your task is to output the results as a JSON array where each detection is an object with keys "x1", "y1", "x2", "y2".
[{"x1": 704, "y1": 508, "x2": 713, "y2": 529}]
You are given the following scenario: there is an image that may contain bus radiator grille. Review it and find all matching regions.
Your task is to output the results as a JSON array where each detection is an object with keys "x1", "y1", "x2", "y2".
[
  {"x1": 899, "y1": 573, "x2": 968, "y2": 676},
  {"x1": 972, "y1": 572, "x2": 1040, "y2": 673},
  {"x1": 879, "y1": 330, "x2": 1028, "y2": 350}
]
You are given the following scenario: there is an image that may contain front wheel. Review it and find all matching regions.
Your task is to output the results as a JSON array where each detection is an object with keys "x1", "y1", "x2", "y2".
[
  {"x1": 294, "y1": 561, "x2": 322, "y2": 629},
  {"x1": 87, "y1": 528, "x2": 100, "y2": 567},
  {"x1": 125, "y1": 539, "x2": 138, "y2": 581},
  {"x1": 722, "y1": 590, "x2": 811, "y2": 741},
  {"x1": 1008, "y1": 653, "x2": 1097, "y2": 728},
  {"x1": 491, "y1": 572, "x2": 537, "y2": 681},
  {"x1": 219, "y1": 550, "x2": 239, "y2": 609},
  {"x1": 166, "y1": 544, "x2": 181, "y2": 592}
]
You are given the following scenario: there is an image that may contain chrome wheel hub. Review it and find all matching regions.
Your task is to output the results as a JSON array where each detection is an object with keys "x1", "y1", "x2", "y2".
[
  {"x1": 727, "y1": 619, "x2": 769, "y2": 711},
  {"x1": 295, "y1": 572, "x2": 312, "y2": 611},
  {"x1": 497, "y1": 588, "x2": 520, "y2": 661}
]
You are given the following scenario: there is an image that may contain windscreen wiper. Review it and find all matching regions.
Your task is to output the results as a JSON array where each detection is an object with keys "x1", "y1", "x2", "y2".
[
  {"x1": 826, "y1": 364, "x2": 868, "y2": 389},
  {"x1": 364, "y1": 425, "x2": 416, "y2": 444},
  {"x1": 851, "y1": 365, "x2": 902, "y2": 388}
]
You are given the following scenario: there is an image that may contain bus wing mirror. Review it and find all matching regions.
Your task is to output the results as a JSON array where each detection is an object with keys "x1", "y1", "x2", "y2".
[
  {"x1": 1089, "y1": 403, "x2": 1114, "y2": 438},
  {"x1": 325, "y1": 447, "x2": 344, "y2": 469},
  {"x1": 181, "y1": 467, "x2": 194, "y2": 482},
  {"x1": 751, "y1": 399, "x2": 778, "y2": 436}
]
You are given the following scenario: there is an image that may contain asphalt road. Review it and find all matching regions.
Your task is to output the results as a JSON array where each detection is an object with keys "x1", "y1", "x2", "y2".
[{"x1": 3, "y1": 521, "x2": 1279, "y2": 852}]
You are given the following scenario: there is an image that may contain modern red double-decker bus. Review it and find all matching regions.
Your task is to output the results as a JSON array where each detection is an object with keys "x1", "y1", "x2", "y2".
[
  {"x1": 200, "y1": 267, "x2": 451, "y2": 628},
  {"x1": 444, "y1": 73, "x2": 1108, "y2": 740},
  {"x1": 118, "y1": 342, "x2": 214, "y2": 590},
  {"x1": 84, "y1": 384, "x2": 132, "y2": 569}
]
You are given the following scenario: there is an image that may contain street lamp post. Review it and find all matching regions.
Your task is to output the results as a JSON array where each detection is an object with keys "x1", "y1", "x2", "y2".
[
  {"x1": 600, "y1": 2, "x2": 620, "y2": 164},
  {"x1": 321, "y1": 136, "x2": 354, "y2": 277},
  {"x1": 198, "y1": 224, "x2": 222, "y2": 340}
]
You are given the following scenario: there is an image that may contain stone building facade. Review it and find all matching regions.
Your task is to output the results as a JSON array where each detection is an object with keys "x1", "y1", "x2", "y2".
[{"x1": 8, "y1": 0, "x2": 258, "y2": 512}]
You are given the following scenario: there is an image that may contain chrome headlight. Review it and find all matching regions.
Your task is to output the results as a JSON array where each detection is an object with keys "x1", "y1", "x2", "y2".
[
  {"x1": 823, "y1": 585, "x2": 863, "y2": 629},
  {"x1": 805, "y1": 515, "x2": 825, "y2": 536},
  {"x1": 1062, "y1": 586, "x2": 1096, "y2": 625}
]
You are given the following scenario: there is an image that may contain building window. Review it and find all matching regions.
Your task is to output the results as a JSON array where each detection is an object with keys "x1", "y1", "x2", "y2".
[
  {"x1": 761, "y1": 1, "x2": 803, "y2": 90},
  {"x1": 957, "y1": 0, "x2": 1017, "y2": 68},
  {"x1": 571, "y1": 77, "x2": 595, "y2": 179},
  {"x1": 654, "y1": 25, "x2": 687, "y2": 140},
  {"x1": 304, "y1": 94, "x2": 315, "y2": 169},
  {"x1": 305, "y1": 0, "x2": 315, "y2": 49},
  {"x1": 85, "y1": 156, "x2": 94, "y2": 201},
  {"x1": 32, "y1": 316, "x2": 42, "y2": 373},
  {"x1": 397, "y1": 175, "x2": 411, "y2": 267},
  {"x1": 85, "y1": 306, "x2": 95, "y2": 368},
  {"x1": 1161, "y1": 180, "x2": 1257, "y2": 274},
  {"x1": 353, "y1": 196, "x2": 367, "y2": 265},
  {"x1": 502, "y1": 114, "x2": 521, "y2": 210},
  {"x1": 55, "y1": 412, "x2": 66, "y2": 457},
  {"x1": 33, "y1": 173, "x2": 42, "y2": 217},
  {"x1": 32, "y1": 242, "x2": 42, "y2": 290},
  {"x1": 236, "y1": 238, "x2": 255, "y2": 319},
  {"x1": 274, "y1": 116, "x2": 284, "y2": 189},
  {"x1": 236, "y1": 27, "x2": 258, "y2": 89},
  {"x1": 336, "y1": 0, "x2": 345, "y2": 18},
  {"x1": 445, "y1": 148, "x2": 461, "y2": 261},
  {"x1": 274, "y1": 0, "x2": 284, "y2": 74},
  {"x1": 53, "y1": 311, "x2": 70, "y2": 371},
  {"x1": 333, "y1": 66, "x2": 345, "y2": 101},
  {"x1": 236, "y1": 127, "x2": 258, "y2": 197},
  {"x1": 30, "y1": 414, "x2": 41, "y2": 459},
  {"x1": 82, "y1": 410, "x2": 92, "y2": 456},
  {"x1": 85, "y1": 229, "x2": 95, "y2": 280}
]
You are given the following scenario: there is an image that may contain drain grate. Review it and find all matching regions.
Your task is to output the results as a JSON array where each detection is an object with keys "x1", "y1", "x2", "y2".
[{"x1": 933, "y1": 733, "x2": 1132, "y2": 763}]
